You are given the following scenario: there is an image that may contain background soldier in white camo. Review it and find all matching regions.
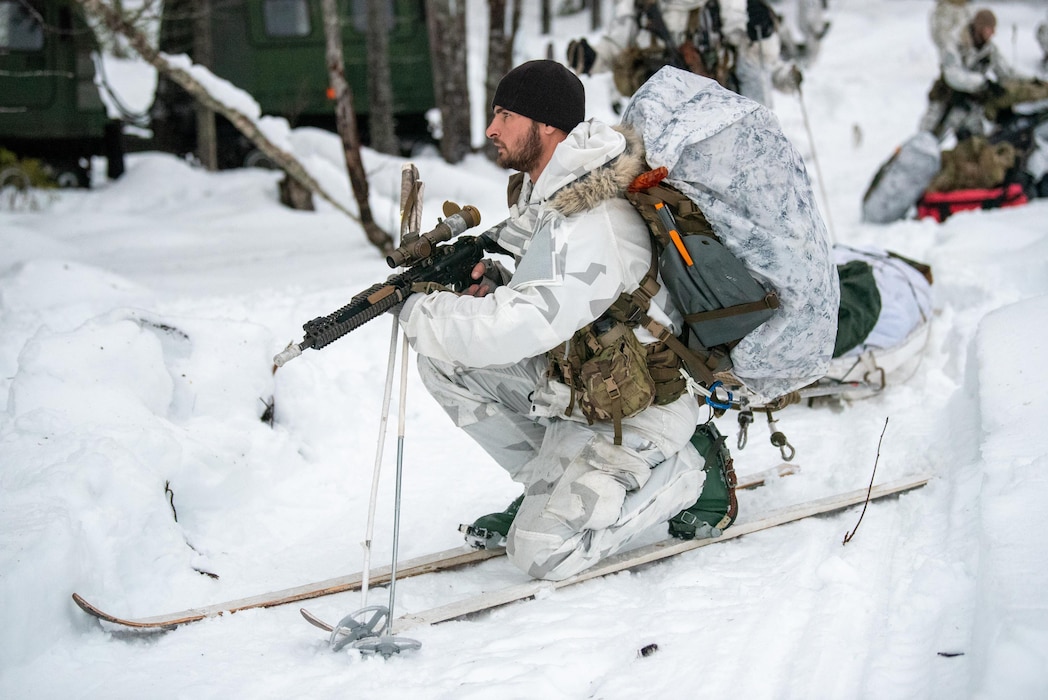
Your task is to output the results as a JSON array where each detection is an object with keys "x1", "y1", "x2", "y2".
[
  {"x1": 569, "y1": 0, "x2": 803, "y2": 108},
  {"x1": 919, "y1": 6, "x2": 1019, "y2": 140}
]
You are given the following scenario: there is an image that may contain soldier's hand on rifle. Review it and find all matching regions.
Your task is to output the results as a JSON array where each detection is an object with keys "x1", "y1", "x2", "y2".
[
  {"x1": 463, "y1": 259, "x2": 511, "y2": 297},
  {"x1": 463, "y1": 261, "x2": 492, "y2": 297}
]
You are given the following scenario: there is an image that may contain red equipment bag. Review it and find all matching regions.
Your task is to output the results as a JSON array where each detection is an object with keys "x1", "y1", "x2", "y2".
[{"x1": 916, "y1": 183, "x2": 1029, "y2": 223}]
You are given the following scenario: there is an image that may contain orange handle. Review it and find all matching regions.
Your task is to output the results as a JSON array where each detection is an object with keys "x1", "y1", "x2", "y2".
[{"x1": 655, "y1": 202, "x2": 694, "y2": 267}]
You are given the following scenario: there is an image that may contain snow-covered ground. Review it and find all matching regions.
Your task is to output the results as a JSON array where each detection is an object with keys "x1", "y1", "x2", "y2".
[{"x1": 2, "y1": 1, "x2": 1048, "y2": 697}]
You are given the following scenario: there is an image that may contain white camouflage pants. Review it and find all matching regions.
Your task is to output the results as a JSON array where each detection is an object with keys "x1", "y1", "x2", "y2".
[{"x1": 417, "y1": 354, "x2": 706, "y2": 581}]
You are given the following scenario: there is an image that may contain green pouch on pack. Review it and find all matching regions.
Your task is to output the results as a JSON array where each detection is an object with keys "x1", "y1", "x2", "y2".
[{"x1": 833, "y1": 259, "x2": 881, "y2": 358}]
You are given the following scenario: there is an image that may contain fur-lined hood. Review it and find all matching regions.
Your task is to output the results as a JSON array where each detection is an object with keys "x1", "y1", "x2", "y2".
[{"x1": 541, "y1": 122, "x2": 647, "y2": 217}]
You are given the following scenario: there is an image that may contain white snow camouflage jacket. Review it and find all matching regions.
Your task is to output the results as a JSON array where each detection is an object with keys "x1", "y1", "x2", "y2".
[
  {"x1": 930, "y1": 5, "x2": 1017, "y2": 95},
  {"x1": 621, "y1": 67, "x2": 838, "y2": 400},
  {"x1": 399, "y1": 120, "x2": 680, "y2": 377}
]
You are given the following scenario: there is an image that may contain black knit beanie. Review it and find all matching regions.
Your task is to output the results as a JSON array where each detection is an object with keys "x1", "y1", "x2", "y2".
[{"x1": 492, "y1": 60, "x2": 586, "y2": 133}]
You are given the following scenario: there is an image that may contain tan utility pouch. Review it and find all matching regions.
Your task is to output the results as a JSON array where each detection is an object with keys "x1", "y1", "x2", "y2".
[{"x1": 550, "y1": 320, "x2": 656, "y2": 445}]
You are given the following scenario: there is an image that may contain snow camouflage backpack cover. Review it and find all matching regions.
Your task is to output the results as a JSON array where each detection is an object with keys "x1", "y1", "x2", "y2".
[{"x1": 619, "y1": 66, "x2": 839, "y2": 402}]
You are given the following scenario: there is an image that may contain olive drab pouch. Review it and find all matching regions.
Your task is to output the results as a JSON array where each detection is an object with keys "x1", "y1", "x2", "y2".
[
  {"x1": 981, "y1": 78, "x2": 1048, "y2": 122},
  {"x1": 612, "y1": 45, "x2": 670, "y2": 97},
  {"x1": 549, "y1": 320, "x2": 655, "y2": 446},
  {"x1": 644, "y1": 342, "x2": 686, "y2": 406}
]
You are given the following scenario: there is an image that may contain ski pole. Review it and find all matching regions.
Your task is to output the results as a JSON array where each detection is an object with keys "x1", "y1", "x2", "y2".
[
  {"x1": 359, "y1": 163, "x2": 421, "y2": 606},
  {"x1": 797, "y1": 85, "x2": 836, "y2": 243},
  {"x1": 350, "y1": 316, "x2": 419, "y2": 658},
  {"x1": 359, "y1": 316, "x2": 399, "y2": 606},
  {"x1": 385, "y1": 325, "x2": 412, "y2": 631},
  {"x1": 366, "y1": 165, "x2": 425, "y2": 654}
]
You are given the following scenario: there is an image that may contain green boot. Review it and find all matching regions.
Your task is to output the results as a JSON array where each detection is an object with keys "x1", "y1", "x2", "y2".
[
  {"x1": 668, "y1": 422, "x2": 738, "y2": 540},
  {"x1": 459, "y1": 494, "x2": 524, "y2": 550}
]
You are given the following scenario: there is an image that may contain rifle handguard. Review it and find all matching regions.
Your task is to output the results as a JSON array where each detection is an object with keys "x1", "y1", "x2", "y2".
[{"x1": 273, "y1": 224, "x2": 506, "y2": 368}]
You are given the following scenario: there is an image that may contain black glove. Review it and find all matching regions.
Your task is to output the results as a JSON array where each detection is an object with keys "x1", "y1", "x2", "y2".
[
  {"x1": 567, "y1": 38, "x2": 596, "y2": 75},
  {"x1": 463, "y1": 258, "x2": 512, "y2": 297},
  {"x1": 747, "y1": 0, "x2": 778, "y2": 41}
]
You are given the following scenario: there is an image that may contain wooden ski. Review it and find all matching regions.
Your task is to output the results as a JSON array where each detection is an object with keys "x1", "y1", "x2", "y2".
[
  {"x1": 302, "y1": 473, "x2": 929, "y2": 634},
  {"x1": 71, "y1": 463, "x2": 797, "y2": 630}
]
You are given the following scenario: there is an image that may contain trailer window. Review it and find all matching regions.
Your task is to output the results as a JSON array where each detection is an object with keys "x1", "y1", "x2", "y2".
[
  {"x1": 0, "y1": 0, "x2": 44, "y2": 51},
  {"x1": 349, "y1": 0, "x2": 392, "y2": 34},
  {"x1": 262, "y1": 0, "x2": 311, "y2": 38}
]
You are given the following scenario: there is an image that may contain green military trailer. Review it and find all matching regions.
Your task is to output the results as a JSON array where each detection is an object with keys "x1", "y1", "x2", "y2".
[
  {"x1": 152, "y1": 0, "x2": 437, "y2": 169},
  {"x1": 0, "y1": 0, "x2": 123, "y2": 187}
]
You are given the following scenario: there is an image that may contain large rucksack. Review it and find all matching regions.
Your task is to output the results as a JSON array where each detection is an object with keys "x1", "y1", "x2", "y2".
[
  {"x1": 618, "y1": 66, "x2": 839, "y2": 403},
  {"x1": 862, "y1": 131, "x2": 942, "y2": 224}
]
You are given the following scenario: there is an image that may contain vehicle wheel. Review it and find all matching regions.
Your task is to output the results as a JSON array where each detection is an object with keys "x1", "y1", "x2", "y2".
[
  {"x1": 53, "y1": 161, "x2": 90, "y2": 188},
  {"x1": 243, "y1": 148, "x2": 278, "y2": 170},
  {"x1": 0, "y1": 165, "x2": 31, "y2": 191},
  {"x1": 105, "y1": 120, "x2": 126, "y2": 180}
]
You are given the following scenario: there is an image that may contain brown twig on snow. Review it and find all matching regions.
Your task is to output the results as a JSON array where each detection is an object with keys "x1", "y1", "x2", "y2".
[{"x1": 843, "y1": 417, "x2": 889, "y2": 544}]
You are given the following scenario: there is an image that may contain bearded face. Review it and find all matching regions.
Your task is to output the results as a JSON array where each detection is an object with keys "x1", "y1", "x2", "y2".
[{"x1": 496, "y1": 121, "x2": 543, "y2": 173}]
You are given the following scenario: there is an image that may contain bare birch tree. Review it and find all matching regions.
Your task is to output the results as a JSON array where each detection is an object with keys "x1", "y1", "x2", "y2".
[
  {"x1": 320, "y1": 0, "x2": 392, "y2": 252},
  {"x1": 192, "y1": 0, "x2": 217, "y2": 171},
  {"x1": 484, "y1": 0, "x2": 521, "y2": 161},
  {"x1": 365, "y1": 0, "x2": 398, "y2": 155},
  {"x1": 425, "y1": 0, "x2": 471, "y2": 164}
]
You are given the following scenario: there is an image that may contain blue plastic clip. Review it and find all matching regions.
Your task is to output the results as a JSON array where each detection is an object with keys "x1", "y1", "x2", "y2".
[{"x1": 705, "y1": 380, "x2": 733, "y2": 410}]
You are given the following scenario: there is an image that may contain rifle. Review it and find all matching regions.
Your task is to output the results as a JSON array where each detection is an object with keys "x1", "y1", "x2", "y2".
[
  {"x1": 636, "y1": 0, "x2": 688, "y2": 71},
  {"x1": 273, "y1": 204, "x2": 504, "y2": 367}
]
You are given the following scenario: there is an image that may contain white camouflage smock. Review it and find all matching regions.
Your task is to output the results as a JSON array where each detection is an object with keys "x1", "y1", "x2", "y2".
[
  {"x1": 399, "y1": 120, "x2": 708, "y2": 581},
  {"x1": 920, "y1": 2, "x2": 1018, "y2": 138}
]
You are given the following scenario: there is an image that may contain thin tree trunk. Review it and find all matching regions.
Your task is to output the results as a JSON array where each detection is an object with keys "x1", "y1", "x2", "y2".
[
  {"x1": 425, "y1": 0, "x2": 471, "y2": 164},
  {"x1": 365, "y1": 0, "x2": 398, "y2": 155},
  {"x1": 320, "y1": 0, "x2": 392, "y2": 252},
  {"x1": 192, "y1": 0, "x2": 217, "y2": 171},
  {"x1": 108, "y1": 0, "x2": 127, "y2": 57},
  {"x1": 75, "y1": 0, "x2": 368, "y2": 231},
  {"x1": 484, "y1": 0, "x2": 520, "y2": 162}
]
